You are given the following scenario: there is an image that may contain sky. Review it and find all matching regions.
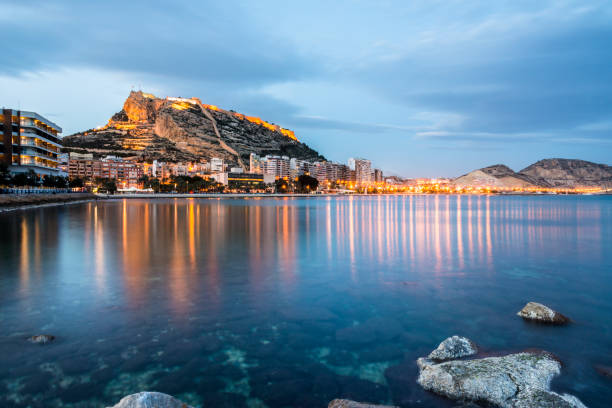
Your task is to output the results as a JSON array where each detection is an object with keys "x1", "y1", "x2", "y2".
[{"x1": 1, "y1": 0, "x2": 611, "y2": 177}]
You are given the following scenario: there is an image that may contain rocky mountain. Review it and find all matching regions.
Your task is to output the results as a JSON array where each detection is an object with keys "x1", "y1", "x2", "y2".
[
  {"x1": 62, "y1": 91, "x2": 325, "y2": 168},
  {"x1": 453, "y1": 164, "x2": 539, "y2": 188},
  {"x1": 520, "y1": 158, "x2": 612, "y2": 188},
  {"x1": 454, "y1": 159, "x2": 612, "y2": 189}
]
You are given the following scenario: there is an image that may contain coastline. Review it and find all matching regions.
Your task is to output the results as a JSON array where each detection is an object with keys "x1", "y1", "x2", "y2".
[
  {"x1": 101, "y1": 191, "x2": 610, "y2": 199},
  {"x1": 1, "y1": 191, "x2": 607, "y2": 213},
  {"x1": 0, "y1": 193, "x2": 101, "y2": 213}
]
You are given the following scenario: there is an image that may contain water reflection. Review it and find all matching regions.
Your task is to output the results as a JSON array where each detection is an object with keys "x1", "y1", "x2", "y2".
[
  {"x1": 1, "y1": 196, "x2": 611, "y2": 407},
  {"x1": 4, "y1": 196, "x2": 608, "y2": 307}
]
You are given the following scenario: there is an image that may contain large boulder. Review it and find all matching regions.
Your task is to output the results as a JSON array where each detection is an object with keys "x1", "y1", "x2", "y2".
[
  {"x1": 417, "y1": 340, "x2": 586, "y2": 408},
  {"x1": 328, "y1": 399, "x2": 397, "y2": 408},
  {"x1": 428, "y1": 336, "x2": 477, "y2": 361},
  {"x1": 517, "y1": 302, "x2": 569, "y2": 324},
  {"x1": 106, "y1": 392, "x2": 195, "y2": 408}
]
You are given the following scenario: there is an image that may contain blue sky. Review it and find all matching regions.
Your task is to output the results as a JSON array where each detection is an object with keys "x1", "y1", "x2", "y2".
[{"x1": 1, "y1": 0, "x2": 611, "y2": 177}]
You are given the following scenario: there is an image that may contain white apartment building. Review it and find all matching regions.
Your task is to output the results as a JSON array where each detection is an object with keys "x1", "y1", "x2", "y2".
[
  {"x1": 349, "y1": 157, "x2": 373, "y2": 184},
  {"x1": 210, "y1": 157, "x2": 224, "y2": 172},
  {"x1": 264, "y1": 155, "x2": 290, "y2": 179},
  {"x1": 249, "y1": 153, "x2": 264, "y2": 174}
]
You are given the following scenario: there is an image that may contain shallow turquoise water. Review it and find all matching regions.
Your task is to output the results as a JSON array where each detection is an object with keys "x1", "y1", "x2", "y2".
[{"x1": 0, "y1": 195, "x2": 611, "y2": 407}]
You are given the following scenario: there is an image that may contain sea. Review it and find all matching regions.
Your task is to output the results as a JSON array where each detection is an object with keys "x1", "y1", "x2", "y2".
[{"x1": 0, "y1": 195, "x2": 610, "y2": 407}]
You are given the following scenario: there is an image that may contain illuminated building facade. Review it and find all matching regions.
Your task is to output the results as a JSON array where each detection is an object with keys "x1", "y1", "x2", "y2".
[
  {"x1": 264, "y1": 155, "x2": 290, "y2": 179},
  {"x1": 210, "y1": 157, "x2": 224, "y2": 172},
  {"x1": 350, "y1": 157, "x2": 373, "y2": 184},
  {"x1": 290, "y1": 158, "x2": 313, "y2": 177},
  {"x1": 68, "y1": 155, "x2": 143, "y2": 186},
  {"x1": 1, "y1": 109, "x2": 63, "y2": 176},
  {"x1": 313, "y1": 161, "x2": 351, "y2": 183},
  {"x1": 374, "y1": 168, "x2": 384, "y2": 182},
  {"x1": 250, "y1": 153, "x2": 264, "y2": 174}
]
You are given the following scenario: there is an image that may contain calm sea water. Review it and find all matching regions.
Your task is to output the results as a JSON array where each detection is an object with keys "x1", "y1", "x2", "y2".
[{"x1": 0, "y1": 196, "x2": 611, "y2": 408}]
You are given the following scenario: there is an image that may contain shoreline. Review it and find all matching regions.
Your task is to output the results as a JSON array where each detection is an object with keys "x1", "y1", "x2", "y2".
[
  {"x1": 0, "y1": 191, "x2": 608, "y2": 213},
  {"x1": 0, "y1": 193, "x2": 100, "y2": 213},
  {"x1": 101, "y1": 192, "x2": 610, "y2": 199}
]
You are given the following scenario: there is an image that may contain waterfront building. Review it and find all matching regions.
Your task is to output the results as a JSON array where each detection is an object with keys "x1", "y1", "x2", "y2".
[
  {"x1": 249, "y1": 153, "x2": 264, "y2": 174},
  {"x1": 374, "y1": 168, "x2": 384, "y2": 183},
  {"x1": 1, "y1": 109, "x2": 64, "y2": 176},
  {"x1": 210, "y1": 172, "x2": 228, "y2": 185},
  {"x1": 68, "y1": 155, "x2": 143, "y2": 187},
  {"x1": 289, "y1": 158, "x2": 312, "y2": 177},
  {"x1": 210, "y1": 157, "x2": 224, "y2": 172},
  {"x1": 264, "y1": 155, "x2": 290, "y2": 179},
  {"x1": 349, "y1": 157, "x2": 372, "y2": 184},
  {"x1": 228, "y1": 172, "x2": 265, "y2": 189},
  {"x1": 313, "y1": 161, "x2": 352, "y2": 183},
  {"x1": 211, "y1": 172, "x2": 265, "y2": 188}
]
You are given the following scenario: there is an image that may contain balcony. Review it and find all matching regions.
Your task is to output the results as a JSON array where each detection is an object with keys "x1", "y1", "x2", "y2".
[
  {"x1": 20, "y1": 140, "x2": 61, "y2": 154},
  {"x1": 20, "y1": 125, "x2": 62, "y2": 145},
  {"x1": 18, "y1": 156, "x2": 59, "y2": 170},
  {"x1": 20, "y1": 148, "x2": 59, "y2": 163}
]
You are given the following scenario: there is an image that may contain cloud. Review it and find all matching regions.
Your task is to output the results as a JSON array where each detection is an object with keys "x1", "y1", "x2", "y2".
[
  {"x1": 353, "y1": 2, "x2": 612, "y2": 136},
  {"x1": 0, "y1": 0, "x2": 318, "y2": 86},
  {"x1": 1, "y1": 0, "x2": 611, "y2": 176}
]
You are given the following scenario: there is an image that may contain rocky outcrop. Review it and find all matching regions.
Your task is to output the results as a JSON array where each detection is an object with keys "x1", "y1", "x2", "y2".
[
  {"x1": 328, "y1": 399, "x2": 398, "y2": 408},
  {"x1": 106, "y1": 392, "x2": 194, "y2": 408},
  {"x1": 63, "y1": 91, "x2": 325, "y2": 167},
  {"x1": 519, "y1": 158, "x2": 612, "y2": 189},
  {"x1": 416, "y1": 339, "x2": 586, "y2": 408},
  {"x1": 27, "y1": 334, "x2": 55, "y2": 344},
  {"x1": 517, "y1": 302, "x2": 570, "y2": 325},
  {"x1": 427, "y1": 335, "x2": 477, "y2": 361}
]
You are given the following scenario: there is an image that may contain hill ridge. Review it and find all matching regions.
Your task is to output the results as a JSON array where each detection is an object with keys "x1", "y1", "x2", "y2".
[{"x1": 62, "y1": 91, "x2": 324, "y2": 166}]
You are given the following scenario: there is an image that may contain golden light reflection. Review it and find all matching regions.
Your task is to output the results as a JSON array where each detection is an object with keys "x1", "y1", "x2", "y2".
[
  {"x1": 94, "y1": 204, "x2": 106, "y2": 291},
  {"x1": 11, "y1": 197, "x2": 600, "y2": 312},
  {"x1": 19, "y1": 217, "x2": 29, "y2": 290}
]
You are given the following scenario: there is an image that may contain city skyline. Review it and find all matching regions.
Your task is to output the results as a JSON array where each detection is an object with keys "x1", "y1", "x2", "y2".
[{"x1": 1, "y1": 1, "x2": 612, "y2": 178}]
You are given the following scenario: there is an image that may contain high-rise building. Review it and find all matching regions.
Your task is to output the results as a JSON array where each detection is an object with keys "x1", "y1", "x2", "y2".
[
  {"x1": 349, "y1": 158, "x2": 372, "y2": 184},
  {"x1": 373, "y1": 168, "x2": 383, "y2": 183},
  {"x1": 1, "y1": 109, "x2": 63, "y2": 176},
  {"x1": 250, "y1": 153, "x2": 264, "y2": 174},
  {"x1": 264, "y1": 155, "x2": 290, "y2": 179},
  {"x1": 289, "y1": 158, "x2": 312, "y2": 177},
  {"x1": 312, "y1": 161, "x2": 352, "y2": 183}
]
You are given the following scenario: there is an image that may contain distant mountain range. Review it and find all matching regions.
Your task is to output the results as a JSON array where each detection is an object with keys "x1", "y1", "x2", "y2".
[
  {"x1": 454, "y1": 159, "x2": 612, "y2": 189},
  {"x1": 62, "y1": 91, "x2": 324, "y2": 168}
]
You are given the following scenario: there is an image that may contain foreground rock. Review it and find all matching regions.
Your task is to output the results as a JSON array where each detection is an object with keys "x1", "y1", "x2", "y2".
[
  {"x1": 428, "y1": 336, "x2": 477, "y2": 361},
  {"x1": 417, "y1": 338, "x2": 586, "y2": 408},
  {"x1": 328, "y1": 399, "x2": 398, "y2": 408},
  {"x1": 107, "y1": 392, "x2": 194, "y2": 408},
  {"x1": 27, "y1": 334, "x2": 55, "y2": 344},
  {"x1": 517, "y1": 302, "x2": 570, "y2": 324}
]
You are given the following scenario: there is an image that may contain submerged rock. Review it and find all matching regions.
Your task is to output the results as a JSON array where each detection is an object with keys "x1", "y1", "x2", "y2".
[
  {"x1": 517, "y1": 302, "x2": 569, "y2": 324},
  {"x1": 106, "y1": 392, "x2": 195, "y2": 408},
  {"x1": 595, "y1": 365, "x2": 612, "y2": 379},
  {"x1": 328, "y1": 399, "x2": 398, "y2": 408},
  {"x1": 427, "y1": 336, "x2": 477, "y2": 361},
  {"x1": 27, "y1": 334, "x2": 55, "y2": 344},
  {"x1": 417, "y1": 343, "x2": 586, "y2": 408}
]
